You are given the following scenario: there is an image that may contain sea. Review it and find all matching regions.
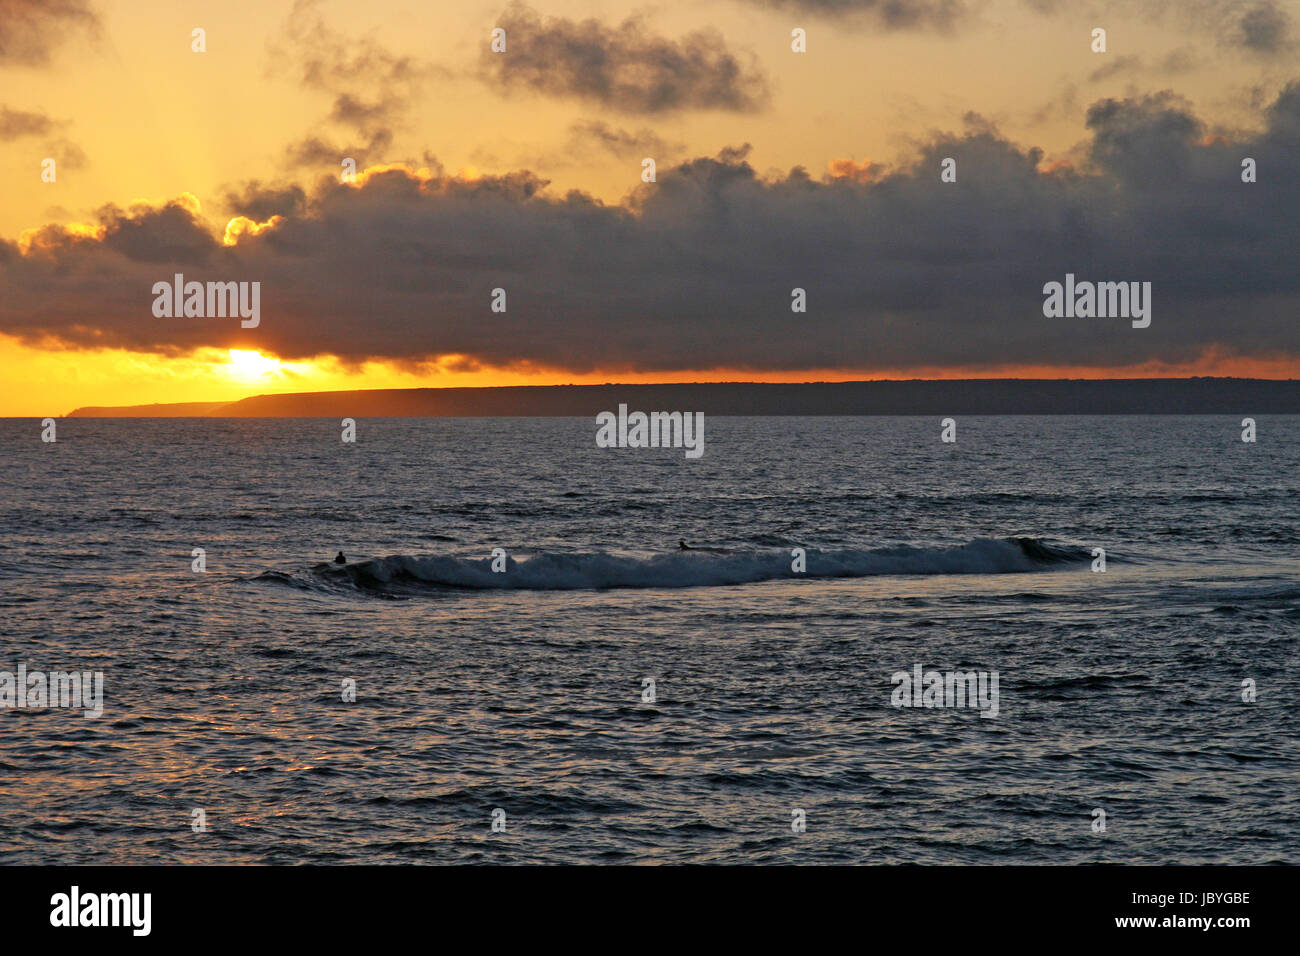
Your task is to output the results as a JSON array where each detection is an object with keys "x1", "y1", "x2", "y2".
[{"x1": 1, "y1": 415, "x2": 1296, "y2": 864}]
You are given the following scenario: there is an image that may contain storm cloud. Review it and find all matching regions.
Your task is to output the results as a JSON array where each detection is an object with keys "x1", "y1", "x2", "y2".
[{"x1": 3, "y1": 85, "x2": 1298, "y2": 374}]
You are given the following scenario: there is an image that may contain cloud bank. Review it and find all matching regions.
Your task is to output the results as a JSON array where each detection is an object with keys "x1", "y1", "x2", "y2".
[{"x1": 3, "y1": 86, "x2": 1298, "y2": 376}]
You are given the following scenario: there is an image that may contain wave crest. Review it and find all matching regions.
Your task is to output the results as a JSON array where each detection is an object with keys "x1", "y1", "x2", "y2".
[{"x1": 255, "y1": 537, "x2": 1094, "y2": 594}]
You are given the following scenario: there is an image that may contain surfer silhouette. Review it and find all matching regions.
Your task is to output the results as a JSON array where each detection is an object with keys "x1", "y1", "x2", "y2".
[
  {"x1": 679, "y1": 540, "x2": 691, "y2": 551},
  {"x1": 333, "y1": 551, "x2": 347, "y2": 565}
]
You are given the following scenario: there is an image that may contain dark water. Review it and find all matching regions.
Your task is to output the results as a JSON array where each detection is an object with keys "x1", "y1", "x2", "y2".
[{"x1": 1, "y1": 415, "x2": 1296, "y2": 864}]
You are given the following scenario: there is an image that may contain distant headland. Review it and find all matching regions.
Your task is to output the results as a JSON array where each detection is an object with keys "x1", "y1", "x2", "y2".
[{"x1": 66, "y1": 379, "x2": 1299, "y2": 418}]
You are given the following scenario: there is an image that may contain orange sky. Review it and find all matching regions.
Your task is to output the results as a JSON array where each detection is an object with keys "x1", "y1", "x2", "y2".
[
  {"x1": 5, "y1": 330, "x2": 1294, "y2": 418},
  {"x1": 3, "y1": 0, "x2": 1297, "y2": 415}
]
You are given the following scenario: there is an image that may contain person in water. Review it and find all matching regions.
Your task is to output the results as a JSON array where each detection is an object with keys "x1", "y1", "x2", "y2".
[
  {"x1": 333, "y1": 552, "x2": 347, "y2": 564},
  {"x1": 679, "y1": 540, "x2": 691, "y2": 551}
]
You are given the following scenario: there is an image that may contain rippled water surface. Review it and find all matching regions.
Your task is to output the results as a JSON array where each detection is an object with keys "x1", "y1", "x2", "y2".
[{"x1": 1, "y1": 416, "x2": 1296, "y2": 863}]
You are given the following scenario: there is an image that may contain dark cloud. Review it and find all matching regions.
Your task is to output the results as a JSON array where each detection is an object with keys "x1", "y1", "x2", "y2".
[
  {"x1": 567, "y1": 120, "x2": 681, "y2": 159},
  {"x1": 0, "y1": 105, "x2": 55, "y2": 139},
  {"x1": 328, "y1": 93, "x2": 395, "y2": 127},
  {"x1": 1159, "y1": 47, "x2": 1198, "y2": 74},
  {"x1": 1026, "y1": 83, "x2": 1080, "y2": 127},
  {"x1": 277, "y1": 0, "x2": 437, "y2": 95},
  {"x1": 737, "y1": 0, "x2": 966, "y2": 30},
  {"x1": 1237, "y1": 1, "x2": 1291, "y2": 53},
  {"x1": 46, "y1": 137, "x2": 86, "y2": 169},
  {"x1": 285, "y1": 128, "x2": 393, "y2": 170},
  {"x1": 1023, "y1": 1, "x2": 1292, "y2": 59},
  {"x1": 0, "y1": 105, "x2": 86, "y2": 169},
  {"x1": 222, "y1": 182, "x2": 308, "y2": 221},
  {"x1": 4, "y1": 85, "x2": 1299, "y2": 374},
  {"x1": 1085, "y1": 49, "x2": 1198, "y2": 85},
  {"x1": 482, "y1": 3, "x2": 769, "y2": 114},
  {"x1": 1263, "y1": 79, "x2": 1300, "y2": 138},
  {"x1": 1089, "y1": 54, "x2": 1142, "y2": 82},
  {"x1": 1085, "y1": 91, "x2": 1205, "y2": 184},
  {"x1": 0, "y1": 0, "x2": 98, "y2": 66},
  {"x1": 95, "y1": 201, "x2": 218, "y2": 264},
  {"x1": 269, "y1": 0, "x2": 441, "y2": 167}
]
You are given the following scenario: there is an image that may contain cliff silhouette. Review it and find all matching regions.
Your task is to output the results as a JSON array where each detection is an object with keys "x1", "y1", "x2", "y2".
[{"x1": 67, "y1": 379, "x2": 1300, "y2": 418}]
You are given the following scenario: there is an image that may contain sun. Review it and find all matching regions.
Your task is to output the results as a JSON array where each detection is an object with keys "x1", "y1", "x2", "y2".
[{"x1": 226, "y1": 349, "x2": 281, "y2": 381}]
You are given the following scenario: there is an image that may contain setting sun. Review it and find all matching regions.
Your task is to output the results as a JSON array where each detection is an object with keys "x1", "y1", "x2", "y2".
[{"x1": 227, "y1": 349, "x2": 281, "y2": 381}]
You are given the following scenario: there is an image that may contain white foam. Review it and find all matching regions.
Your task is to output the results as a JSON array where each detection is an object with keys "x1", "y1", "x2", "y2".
[{"x1": 333, "y1": 537, "x2": 1087, "y2": 591}]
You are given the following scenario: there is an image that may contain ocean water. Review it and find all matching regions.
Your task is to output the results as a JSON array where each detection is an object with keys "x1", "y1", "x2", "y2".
[{"x1": 1, "y1": 415, "x2": 1296, "y2": 864}]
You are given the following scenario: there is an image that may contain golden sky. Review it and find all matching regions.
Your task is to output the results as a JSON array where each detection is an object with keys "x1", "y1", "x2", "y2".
[{"x1": 2, "y1": 0, "x2": 1297, "y2": 415}]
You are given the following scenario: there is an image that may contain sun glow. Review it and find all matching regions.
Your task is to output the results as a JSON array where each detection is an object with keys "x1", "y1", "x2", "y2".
[
  {"x1": 1, "y1": 331, "x2": 1295, "y2": 418},
  {"x1": 226, "y1": 349, "x2": 281, "y2": 380},
  {"x1": 222, "y1": 215, "x2": 283, "y2": 246}
]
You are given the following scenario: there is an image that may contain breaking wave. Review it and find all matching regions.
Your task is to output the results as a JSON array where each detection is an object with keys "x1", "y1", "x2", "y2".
[{"x1": 253, "y1": 537, "x2": 1095, "y2": 594}]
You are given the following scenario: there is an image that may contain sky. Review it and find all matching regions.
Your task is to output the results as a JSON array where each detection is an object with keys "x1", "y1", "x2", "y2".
[{"x1": 1, "y1": 0, "x2": 1297, "y2": 415}]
